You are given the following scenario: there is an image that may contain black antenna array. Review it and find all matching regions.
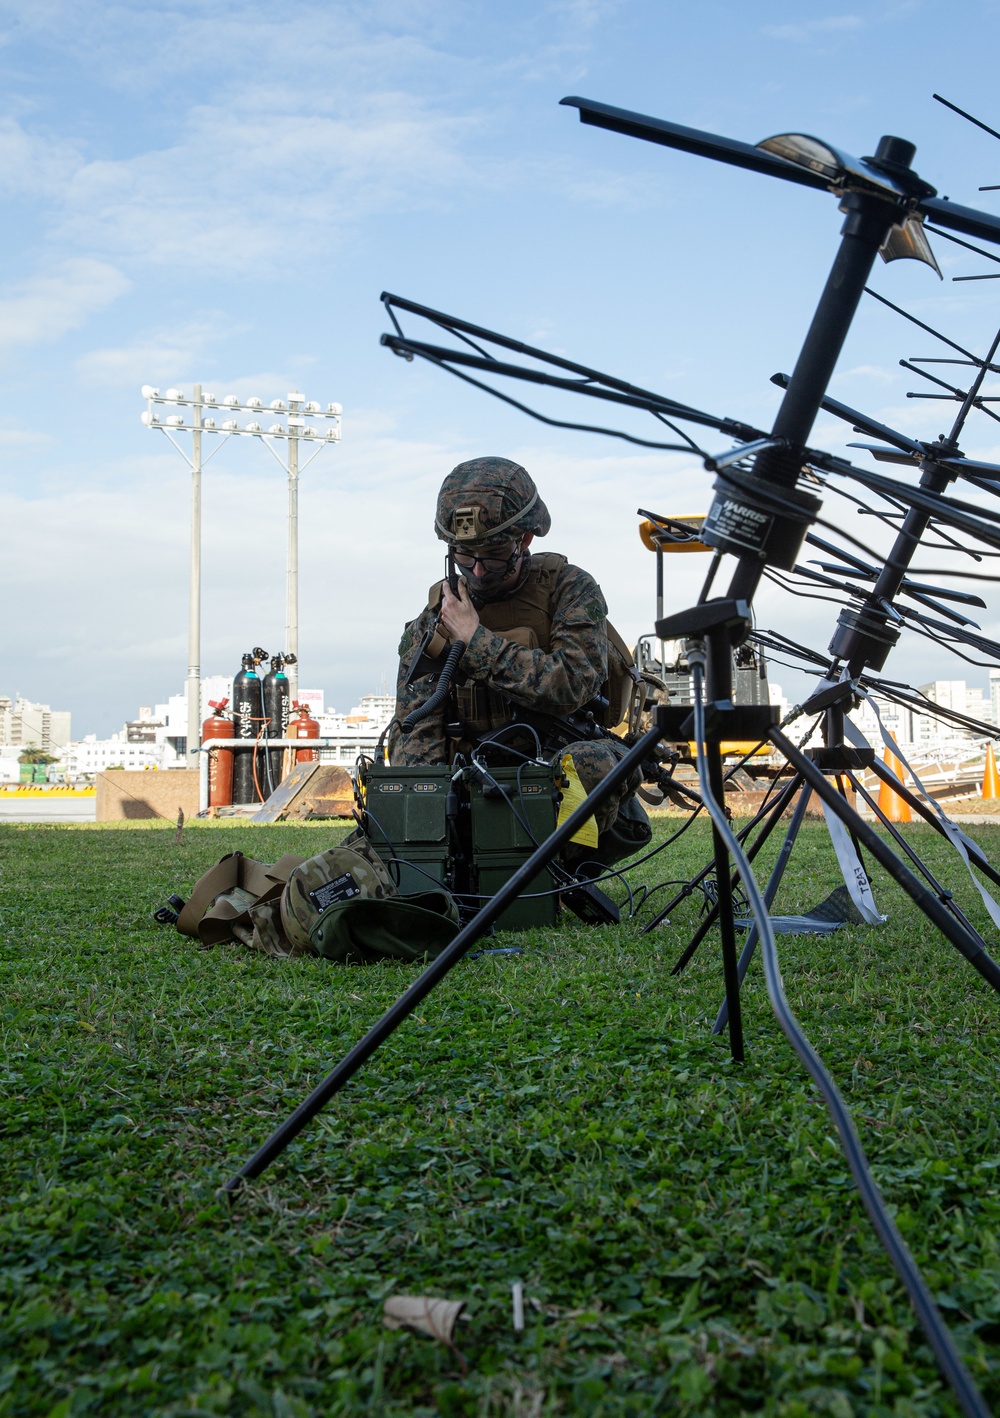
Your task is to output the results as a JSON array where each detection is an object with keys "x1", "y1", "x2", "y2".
[{"x1": 226, "y1": 91, "x2": 1000, "y2": 1418}]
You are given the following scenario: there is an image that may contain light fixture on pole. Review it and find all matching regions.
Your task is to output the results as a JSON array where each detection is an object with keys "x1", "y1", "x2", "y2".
[{"x1": 140, "y1": 386, "x2": 342, "y2": 759}]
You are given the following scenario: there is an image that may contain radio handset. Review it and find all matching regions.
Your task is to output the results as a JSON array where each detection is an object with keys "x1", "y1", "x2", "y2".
[
  {"x1": 404, "y1": 551, "x2": 464, "y2": 686},
  {"x1": 447, "y1": 546, "x2": 460, "y2": 597}
]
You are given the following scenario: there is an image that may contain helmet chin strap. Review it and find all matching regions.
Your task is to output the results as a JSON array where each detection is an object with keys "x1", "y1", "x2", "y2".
[{"x1": 463, "y1": 546, "x2": 531, "y2": 601}]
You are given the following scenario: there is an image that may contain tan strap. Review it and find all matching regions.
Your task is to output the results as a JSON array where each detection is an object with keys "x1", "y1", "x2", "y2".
[
  {"x1": 198, "y1": 887, "x2": 261, "y2": 946},
  {"x1": 177, "y1": 851, "x2": 306, "y2": 944},
  {"x1": 240, "y1": 857, "x2": 282, "y2": 897},
  {"x1": 175, "y1": 853, "x2": 241, "y2": 938},
  {"x1": 267, "y1": 853, "x2": 307, "y2": 884}
]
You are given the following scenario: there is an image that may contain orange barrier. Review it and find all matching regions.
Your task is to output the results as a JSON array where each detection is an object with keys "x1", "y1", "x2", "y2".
[
  {"x1": 877, "y1": 733, "x2": 912, "y2": 823},
  {"x1": 983, "y1": 743, "x2": 1000, "y2": 800}
]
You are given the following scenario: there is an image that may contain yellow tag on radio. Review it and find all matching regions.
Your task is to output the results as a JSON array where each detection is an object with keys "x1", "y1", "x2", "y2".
[{"x1": 556, "y1": 753, "x2": 600, "y2": 848}]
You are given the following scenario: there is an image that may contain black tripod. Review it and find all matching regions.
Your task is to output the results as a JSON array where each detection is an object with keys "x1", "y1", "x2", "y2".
[{"x1": 704, "y1": 683, "x2": 1000, "y2": 1035}]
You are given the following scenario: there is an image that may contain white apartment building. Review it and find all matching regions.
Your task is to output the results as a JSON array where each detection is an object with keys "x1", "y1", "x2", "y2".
[
  {"x1": 915, "y1": 680, "x2": 991, "y2": 743},
  {"x1": 990, "y1": 668, "x2": 1000, "y2": 728},
  {"x1": 848, "y1": 680, "x2": 994, "y2": 758},
  {"x1": 849, "y1": 693, "x2": 917, "y2": 750},
  {"x1": 62, "y1": 736, "x2": 166, "y2": 776},
  {"x1": 358, "y1": 693, "x2": 396, "y2": 721},
  {"x1": 767, "y1": 682, "x2": 790, "y2": 724},
  {"x1": 315, "y1": 694, "x2": 397, "y2": 765},
  {"x1": 919, "y1": 680, "x2": 987, "y2": 721},
  {"x1": 0, "y1": 696, "x2": 71, "y2": 752}
]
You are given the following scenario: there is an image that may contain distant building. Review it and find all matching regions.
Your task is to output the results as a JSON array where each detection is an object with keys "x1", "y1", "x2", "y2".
[
  {"x1": 0, "y1": 695, "x2": 71, "y2": 752},
  {"x1": 850, "y1": 693, "x2": 917, "y2": 749},
  {"x1": 847, "y1": 680, "x2": 994, "y2": 756},
  {"x1": 142, "y1": 679, "x2": 329, "y2": 757},
  {"x1": 55, "y1": 679, "x2": 236, "y2": 782},
  {"x1": 62, "y1": 735, "x2": 165, "y2": 776},
  {"x1": 990, "y1": 668, "x2": 1000, "y2": 727},
  {"x1": 358, "y1": 693, "x2": 396, "y2": 721},
  {"x1": 0, "y1": 746, "x2": 24, "y2": 783},
  {"x1": 296, "y1": 688, "x2": 324, "y2": 716},
  {"x1": 126, "y1": 707, "x2": 163, "y2": 744},
  {"x1": 767, "y1": 682, "x2": 790, "y2": 724},
  {"x1": 917, "y1": 680, "x2": 989, "y2": 741},
  {"x1": 315, "y1": 694, "x2": 396, "y2": 765}
]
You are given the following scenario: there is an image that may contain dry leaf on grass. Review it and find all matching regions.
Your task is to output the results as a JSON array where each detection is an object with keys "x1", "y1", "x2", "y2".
[{"x1": 383, "y1": 1295, "x2": 465, "y2": 1342}]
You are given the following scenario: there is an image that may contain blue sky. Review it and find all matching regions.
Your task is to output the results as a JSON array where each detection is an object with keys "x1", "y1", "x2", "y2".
[{"x1": 3, "y1": 0, "x2": 1000, "y2": 734}]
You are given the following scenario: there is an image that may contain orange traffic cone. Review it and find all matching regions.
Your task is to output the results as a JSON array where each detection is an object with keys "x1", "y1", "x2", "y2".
[
  {"x1": 982, "y1": 742, "x2": 1000, "y2": 799},
  {"x1": 878, "y1": 733, "x2": 912, "y2": 823}
]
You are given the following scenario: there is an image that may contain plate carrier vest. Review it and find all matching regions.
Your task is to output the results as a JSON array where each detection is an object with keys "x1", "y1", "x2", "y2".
[{"x1": 424, "y1": 552, "x2": 640, "y2": 745}]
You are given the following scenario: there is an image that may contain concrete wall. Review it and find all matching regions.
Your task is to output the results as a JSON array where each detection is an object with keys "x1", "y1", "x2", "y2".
[{"x1": 96, "y1": 769, "x2": 200, "y2": 822}]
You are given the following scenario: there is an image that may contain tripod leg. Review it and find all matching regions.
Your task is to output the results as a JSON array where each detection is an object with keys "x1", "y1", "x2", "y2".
[
  {"x1": 868, "y1": 755, "x2": 1000, "y2": 890},
  {"x1": 668, "y1": 771, "x2": 803, "y2": 973},
  {"x1": 847, "y1": 772, "x2": 991, "y2": 951},
  {"x1": 705, "y1": 739, "x2": 745, "y2": 1063},
  {"x1": 772, "y1": 729, "x2": 1000, "y2": 995},
  {"x1": 712, "y1": 782, "x2": 813, "y2": 1034}
]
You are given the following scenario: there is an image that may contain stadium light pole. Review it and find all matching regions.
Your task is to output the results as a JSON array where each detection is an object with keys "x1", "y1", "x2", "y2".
[{"x1": 140, "y1": 386, "x2": 342, "y2": 758}]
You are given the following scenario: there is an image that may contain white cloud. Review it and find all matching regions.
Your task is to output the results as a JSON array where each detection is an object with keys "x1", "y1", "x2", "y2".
[
  {"x1": 562, "y1": 168, "x2": 667, "y2": 209},
  {"x1": 0, "y1": 11, "x2": 662, "y2": 280},
  {"x1": 762, "y1": 15, "x2": 865, "y2": 42},
  {"x1": 75, "y1": 320, "x2": 232, "y2": 391},
  {"x1": 832, "y1": 364, "x2": 898, "y2": 385},
  {"x1": 0, "y1": 259, "x2": 130, "y2": 349},
  {"x1": 49, "y1": 96, "x2": 485, "y2": 273},
  {"x1": 0, "y1": 425, "x2": 53, "y2": 449},
  {"x1": 0, "y1": 116, "x2": 80, "y2": 198}
]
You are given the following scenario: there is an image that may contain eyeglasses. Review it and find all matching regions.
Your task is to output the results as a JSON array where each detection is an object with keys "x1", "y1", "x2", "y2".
[{"x1": 452, "y1": 538, "x2": 522, "y2": 573}]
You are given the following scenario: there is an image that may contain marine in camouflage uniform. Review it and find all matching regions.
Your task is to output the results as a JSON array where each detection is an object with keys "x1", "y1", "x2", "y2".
[{"x1": 388, "y1": 457, "x2": 648, "y2": 858}]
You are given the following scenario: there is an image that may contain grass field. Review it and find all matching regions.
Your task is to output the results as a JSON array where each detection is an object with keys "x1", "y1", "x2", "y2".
[{"x1": 1, "y1": 816, "x2": 999, "y2": 1416}]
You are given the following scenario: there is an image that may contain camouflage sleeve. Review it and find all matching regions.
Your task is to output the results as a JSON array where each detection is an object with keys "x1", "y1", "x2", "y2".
[
  {"x1": 387, "y1": 601, "x2": 450, "y2": 766},
  {"x1": 460, "y1": 562, "x2": 608, "y2": 715}
]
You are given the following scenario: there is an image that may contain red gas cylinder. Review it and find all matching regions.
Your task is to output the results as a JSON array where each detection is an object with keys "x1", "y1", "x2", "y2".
[
  {"x1": 291, "y1": 702, "x2": 320, "y2": 762},
  {"x1": 203, "y1": 699, "x2": 234, "y2": 807}
]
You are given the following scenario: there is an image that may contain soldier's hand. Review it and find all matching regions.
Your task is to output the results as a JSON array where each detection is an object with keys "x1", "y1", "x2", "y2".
[{"x1": 441, "y1": 576, "x2": 480, "y2": 643}]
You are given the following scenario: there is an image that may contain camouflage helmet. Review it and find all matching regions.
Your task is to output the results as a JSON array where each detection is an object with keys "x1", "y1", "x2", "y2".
[{"x1": 434, "y1": 457, "x2": 551, "y2": 545}]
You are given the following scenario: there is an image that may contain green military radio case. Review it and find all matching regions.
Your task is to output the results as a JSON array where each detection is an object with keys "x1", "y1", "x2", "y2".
[
  {"x1": 359, "y1": 762, "x2": 560, "y2": 931},
  {"x1": 361, "y1": 765, "x2": 452, "y2": 898}
]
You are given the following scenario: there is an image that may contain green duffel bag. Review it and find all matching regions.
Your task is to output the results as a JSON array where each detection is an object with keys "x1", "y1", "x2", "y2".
[{"x1": 280, "y1": 842, "x2": 460, "y2": 965}]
